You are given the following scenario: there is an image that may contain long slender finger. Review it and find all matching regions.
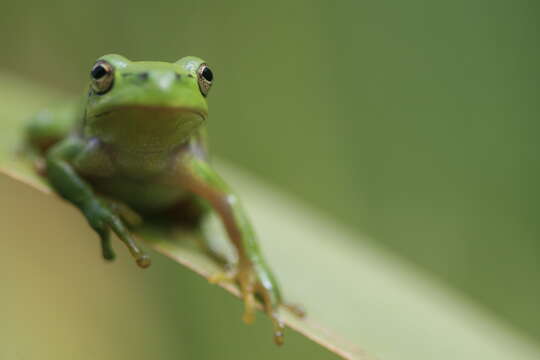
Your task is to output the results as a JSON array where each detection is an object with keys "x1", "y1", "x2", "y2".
[
  {"x1": 271, "y1": 311, "x2": 285, "y2": 346},
  {"x1": 242, "y1": 291, "x2": 256, "y2": 324},
  {"x1": 108, "y1": 216, "x2": 151, "y2": 268},
  {"x1": 283, "y1": 303, "x2": 306, "y2": 318},
  {"x1": 97, "y1": 228, "x2": 115, "y2": 261},
  {"x1": 259, "y1": 285, "x2": 285, "y2": 345}
]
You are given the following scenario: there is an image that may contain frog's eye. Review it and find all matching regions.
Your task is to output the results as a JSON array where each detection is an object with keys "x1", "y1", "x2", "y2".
[
  {"x1": 90, "y1": 60, "x2": 114, "y2": 94},
  {"x1": 197, "y1": 64, "x2": 213, "y2": 97}
]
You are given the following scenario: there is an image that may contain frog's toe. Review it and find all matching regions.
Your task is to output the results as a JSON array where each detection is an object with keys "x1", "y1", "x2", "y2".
[
  {"x1": 257, "y1": 284, "x2": 285, "y2": 345},
  {"x1": 136, "y1": 254, "x2": 152, "y2": 268},
  {"x1": 241, "y1": 290, "x2": 256, "y2": 324},
  {"x1": 272, "y1": 316, "x2": 285, "y2": 346},
  {"x1": 284, "y1": 302, "x2": 306, "y2": 318},
  {"x1": 235, "y1": 262, "x2": 285, "y2": 345},
  {"x1": 98, "y1": 228, "x2": 116, "y2": 261},
  {"x1": 102, "y1": 248, "x2": 116, "y2": 261}
]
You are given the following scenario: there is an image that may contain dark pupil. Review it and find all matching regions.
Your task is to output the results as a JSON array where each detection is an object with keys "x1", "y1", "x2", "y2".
[
  {"x1": 91, "y1": 64, "x2": 108, "y2": 79},
  {"x1": 202, "y1": 67, "x2": 213, "y2": 82}
]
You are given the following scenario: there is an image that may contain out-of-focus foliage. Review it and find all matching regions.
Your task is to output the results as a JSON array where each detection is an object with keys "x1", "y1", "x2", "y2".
[
  {"x1": 2, "y1": 76, "x2": 540, "y2": 359},
  {"x1": 1, "y1": 0, "x2": 539, "y2": 356}
]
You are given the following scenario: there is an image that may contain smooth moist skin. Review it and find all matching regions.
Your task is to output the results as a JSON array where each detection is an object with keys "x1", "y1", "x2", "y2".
[{"x1": 25, "y1": 54, "x2": 287, "y2": 344}]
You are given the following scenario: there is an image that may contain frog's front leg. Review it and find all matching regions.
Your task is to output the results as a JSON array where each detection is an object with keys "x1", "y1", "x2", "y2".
[
  {"x1": 174, "y1": 154, "x2": 285, "y2": 344},
  {"x1": 45, "y1": 137, "x2": 150, "y2": 268}
]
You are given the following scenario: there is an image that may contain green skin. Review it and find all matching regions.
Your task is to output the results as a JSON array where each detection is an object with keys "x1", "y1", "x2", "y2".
[{"x1": 25, "y1": 54, "x2": 286, "y2": 344}]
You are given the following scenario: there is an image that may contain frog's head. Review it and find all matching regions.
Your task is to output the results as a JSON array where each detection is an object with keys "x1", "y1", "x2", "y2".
[{"x1": 84, "y1": 54, "x2": 213, "y2": 149}]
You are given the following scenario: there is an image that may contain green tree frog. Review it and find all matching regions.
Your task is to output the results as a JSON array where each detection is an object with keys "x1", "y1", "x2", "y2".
[{"x1": 24, "y1": 54, "x2": 288, "y2": 344}]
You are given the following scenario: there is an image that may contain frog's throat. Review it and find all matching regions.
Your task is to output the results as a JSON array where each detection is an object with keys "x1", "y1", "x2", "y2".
[{"x1": 84, "y1": 105, "x2": 207, "y2": 155}]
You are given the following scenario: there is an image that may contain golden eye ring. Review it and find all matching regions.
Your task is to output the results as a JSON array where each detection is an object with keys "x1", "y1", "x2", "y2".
[
  {"x1": 197, "y1": 63, "x2": 213, "y2": 97},
  {"x1": 90, "y1": 60, "x2": 114, "y2": 94}
]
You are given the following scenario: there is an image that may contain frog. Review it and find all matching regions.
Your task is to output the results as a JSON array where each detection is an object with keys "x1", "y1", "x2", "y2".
[{"x1": 24, "y1": 54, "x2": 289, "y2": 344}]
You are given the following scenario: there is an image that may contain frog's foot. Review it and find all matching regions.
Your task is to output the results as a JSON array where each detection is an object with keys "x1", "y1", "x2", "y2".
[
  {"x1": 208, "y1": 262, "x2": 285, "y2": 344},
  {"x1": 283, "y1": 302, "x2": 306, "y2": 318},
  {"x1": 83, "y1": 198, "x2": 151, "y2": 269},
  {"x1": 236, "y1": 261, "x2": 285, "y2": 345}
]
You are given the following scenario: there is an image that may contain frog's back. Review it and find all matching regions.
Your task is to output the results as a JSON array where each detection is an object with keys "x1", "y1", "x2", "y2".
[{"x1": 25, "y1": 101, "x2": 81, "y2": 153}]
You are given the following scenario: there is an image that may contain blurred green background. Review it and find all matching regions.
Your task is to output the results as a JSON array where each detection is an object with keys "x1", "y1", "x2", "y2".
[{"x1": 1, "y1": 0, "x2": 539, "y2": 358}]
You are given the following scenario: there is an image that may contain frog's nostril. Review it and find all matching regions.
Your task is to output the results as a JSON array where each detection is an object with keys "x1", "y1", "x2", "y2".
[
  {"x1": 139, "y1": 72, "x2": 149, "y2": 81},
  {"x1": 175, "y1": 73, "x2": 181, "y2": 80}
]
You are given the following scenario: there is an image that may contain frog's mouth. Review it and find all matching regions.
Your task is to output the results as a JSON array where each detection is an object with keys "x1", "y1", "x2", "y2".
[{"x1": 90, "y1": 105, "x2": 207, "y2": 121}]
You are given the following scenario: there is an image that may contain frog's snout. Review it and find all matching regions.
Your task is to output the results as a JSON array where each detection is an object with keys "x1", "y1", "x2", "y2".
[
  {"x1": 126, "y1": 70, "x2": 181, "y2": 92},
  {"x1": 149, "y1": 71, "x2": 178, "y2": 91},
  {"x1": 159, "y1": 72, "x2": 178, "y2": 91}
]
